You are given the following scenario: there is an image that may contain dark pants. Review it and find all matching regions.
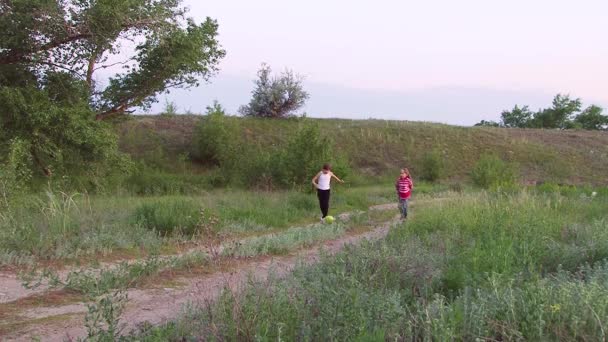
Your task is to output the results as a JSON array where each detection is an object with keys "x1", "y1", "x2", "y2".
[
  {"x1": 317, "y1": 189, "x2": 330, "y2": 218},
  {"x1": 398, "y1": 198, "x2": 409, "y2": 219}
]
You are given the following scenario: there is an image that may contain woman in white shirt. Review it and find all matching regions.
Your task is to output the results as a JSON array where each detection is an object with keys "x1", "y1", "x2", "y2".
[{"x1": 311, "y1": 163, "x2": 344, "y2": 220}]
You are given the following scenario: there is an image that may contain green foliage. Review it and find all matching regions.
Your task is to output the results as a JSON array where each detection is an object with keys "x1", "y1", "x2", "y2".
[
  {"x1": 1, "y1": 0, "x2": 225, "y2": 119},
  {"x1": 193, "y1": 107, "x2": 237, "y2": 166},
  {"x1": 0, "y1": 138, "x2": 32, "y2": 206},
  {"x1": 140, "y1": 191, "x2": 608, "y2": 341},
  {"x1": 0, "y1": 191, "x2": 166, "y2": 263},
  {"x1": 500, "y1": 104, "x2": 534, "y2": 128},
  {"x1": 473, "y1": 119, "x2": 500, "y2": 127},
  {"x1": 275, "y1": 121, "x2": 331, "y2": 188},
  {"x1": 118, "y1": 114, "x2": 608, "y2": 188},
  {"x1": 239, "y1": 63, "x2": 309, "y2": 118},
  {"x1": 470, "y1": 154, "x2": 518, "y2": 189},
  {"x1": 194, "y1": 116, "x2": 349, "y2": 189},
  {"x1": 0, "y1": 0, "x2": 225, "y2": 188},
  {"x1": 420, "y1": 149, "x2": 444, "y2": 182},
  {"x1": 222, "y1": 222, "x2": 347, "y2": 257},
  {"x1": 134, "y1": 198, "x2": 202, "y2": 236},
  {"x1": 205, "y1": 99, "x2": 226, "y2": 116},
  {"x1": 160, "y1": 99, "x2": 178, "y2": 116},
  {"x1": 529, "y1": 94, "x2": 582, "y2": 129},
  {"x1": 124, "y1": 164, "x2": 216, "y2": 195},
  {"x1": 573, "y1": 105, "x2": 608, "y2": 130},
  {"x1": 0, "y1": 186, "x2": 397, "y2": 265},
  {"x1": 84, "y1": 291, "x2": 128, "y2": 341},
  {"x1": 0, "y1": 82, "x2": 130, "y2": 179},
  {"x1": 480, "y1": 94, "x2": 607, "y2": 131}
]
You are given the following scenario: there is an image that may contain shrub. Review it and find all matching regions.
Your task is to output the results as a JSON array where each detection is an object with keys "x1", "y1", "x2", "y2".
[
  {"x1": 192, "y1": 108, "x2": 238, "y2": 166},
  {"x1": 275, "y1": 121, "x2": 331, "y2": 188},
  {"x1": 0, "y1": 138, "x2": 32, "y2": 207},
  {"x1": 275, "y1": 120, "x2": 351, "y2": 190},
  {"x1": 470, "y1": 154, "x2": 517, "y2": 189},
  {"x1": 160, "y1": 99, "x2": 178, "y2": 116},
  {"x1": 420, "y1": 149, "x2": 444, "y2": 182}
]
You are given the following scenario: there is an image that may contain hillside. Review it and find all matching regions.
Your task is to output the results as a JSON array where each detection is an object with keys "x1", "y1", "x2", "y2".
[{"x1": 116, "y1": 115, "x2": 608, "y2": 186}]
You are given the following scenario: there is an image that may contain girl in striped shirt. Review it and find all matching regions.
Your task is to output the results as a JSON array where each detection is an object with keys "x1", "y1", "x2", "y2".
[{"x1": 395, "y1": 168, "x2": 413, "y2": 220}]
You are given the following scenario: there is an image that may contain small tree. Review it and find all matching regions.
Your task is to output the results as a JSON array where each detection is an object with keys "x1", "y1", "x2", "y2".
[
  {"x1": 161, "y1": 99, "x2": 178, "y2": 116},
  {"x1": 193, "y1": 101, "x2": 235, "y2": 166},
  {"x1": 474, "y1": 120, "x2": 500, "y2": 127},
  {"x1": 277, "y1": 121, "x2": 330, "y2": 188},
  {"x1": 239, "y1": 64, "x2": 309, "y2": 118},
  {"x1": 421, "y1": 149, "x2": 444, "y2": 182},
  {"x1": 205, "y1": 100, "x2": 226, "y2": 116},
  {"x1": 528, "y1": 94, "x2": 581, "y2": 129},
  {"x1": 500, "y1": 105, "x2": 533, "y2": 128},
  {"x1": 572, "y1": 105, "x2": 608, "y2": 130}
]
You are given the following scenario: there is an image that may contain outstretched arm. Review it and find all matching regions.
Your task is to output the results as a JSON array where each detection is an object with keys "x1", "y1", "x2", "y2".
[{"x1": 331, "y1": 172, "x2": 345, "y2": 183}]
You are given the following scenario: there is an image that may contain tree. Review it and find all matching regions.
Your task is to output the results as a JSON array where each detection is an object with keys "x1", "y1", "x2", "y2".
[
  {"x1": 239, "y1": 64, "x2": 309, "y2": 118},
  {"x1": 500, "y1": 105, "x2": 533, "y2": 128},
  {"x1": 528, "y1": 94, "x2": 581, "y2": 129},
  {"x1": 572, "y1": 105, "x2": 608, "y2": 130},
  {"x1": 474, "y1": 120, "x2": 500, "y2": 127},
  {"x1": 477, "y1": 94, "x2": 605, "y2": 131},
  {"x1": 0, "y1": 0, "x2": 225, "y2": 177}
]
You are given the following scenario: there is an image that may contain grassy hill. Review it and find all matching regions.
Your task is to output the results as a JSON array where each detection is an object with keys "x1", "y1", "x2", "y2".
[{"x1": 116, "y1": 115, "x2": 608, "y2": 186}]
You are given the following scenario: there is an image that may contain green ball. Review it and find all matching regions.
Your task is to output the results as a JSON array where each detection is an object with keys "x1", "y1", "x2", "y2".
[{"x1": 324, "y1": 215, "x2": 335, "y2": 224}]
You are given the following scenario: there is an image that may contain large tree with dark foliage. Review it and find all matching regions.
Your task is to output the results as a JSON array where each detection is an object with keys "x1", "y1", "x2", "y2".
[{"x1": 0, "y1": 0, "x2": 225, "y2": 177}]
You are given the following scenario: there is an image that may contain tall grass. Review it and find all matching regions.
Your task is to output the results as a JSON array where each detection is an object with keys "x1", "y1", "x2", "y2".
[
  {"x1": 0, "y1": 185, "x2": 408, "y2": 265},
  {"x1": 131, "y1": 189, "x2": 608, "y2": 340}
]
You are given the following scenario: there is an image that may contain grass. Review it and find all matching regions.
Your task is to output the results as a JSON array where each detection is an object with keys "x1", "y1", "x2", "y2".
[
  {"x1": 0, "y1": 183, "x2": 421, "y2": 266},
  {"x1": 16, "y1": 203, "x2": 398, "y2": 299},
  {"x1": 129, "y1": 188, "x2": 608, "y2": 341}
]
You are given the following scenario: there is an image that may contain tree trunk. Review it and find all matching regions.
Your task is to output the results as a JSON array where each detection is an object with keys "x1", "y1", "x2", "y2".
[{"x1": 30, "y1": 148, "x2": 52, "y2": 177}]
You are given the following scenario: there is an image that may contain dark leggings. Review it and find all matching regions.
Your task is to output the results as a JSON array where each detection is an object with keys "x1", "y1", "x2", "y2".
[{"x1": 317, "y1": 189, "x2": 330, "y2": 218}]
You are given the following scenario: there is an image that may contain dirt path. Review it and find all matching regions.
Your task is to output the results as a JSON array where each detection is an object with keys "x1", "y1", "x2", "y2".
[{"x1": 2, "y1": 203, "x2": 401, "y2": 341}]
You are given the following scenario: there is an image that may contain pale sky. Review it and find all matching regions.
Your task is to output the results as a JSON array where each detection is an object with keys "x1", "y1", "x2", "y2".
[{"x1": 151, "y1": 0, "x2": 608, "y2": 125}]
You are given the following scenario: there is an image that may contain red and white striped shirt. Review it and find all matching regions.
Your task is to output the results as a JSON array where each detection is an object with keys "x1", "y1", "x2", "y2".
[{"x1": 395, "y1": 176, "x2": 413, "y2": 199}]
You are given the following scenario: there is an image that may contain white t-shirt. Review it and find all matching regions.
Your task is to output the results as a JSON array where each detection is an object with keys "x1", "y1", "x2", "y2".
[{"x1": 317, "y1": 172, "x2": 331, "y2": 190}]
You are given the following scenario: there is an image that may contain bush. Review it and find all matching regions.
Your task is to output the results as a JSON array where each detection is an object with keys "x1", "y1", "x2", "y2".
[
  {"x1": 420, "y1": 149, "x2": 444, "y2": 182},
  {"x1": 0, "y1": 138, "x2": 32, "y2": 206},
  {"x1": 193, "y1": 108, "x2": 238, "y2": 166},
  {"x1": 470, "y1": 154, "x2": 518, "y2": 189},
  {"x1": 134, "y1": 198, "x2": 202, "y2": 236},
  {"x1": 274, "y1": 121, "x2": 351, "y2": 190},
  {"x1": 274, "y1": 121, "x2": 330, "y2": 188}
]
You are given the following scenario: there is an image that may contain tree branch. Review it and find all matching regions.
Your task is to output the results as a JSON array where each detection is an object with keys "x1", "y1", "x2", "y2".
[
  {"x1": 0, "y1": 31, "x2": 92, "y2": 65},
  {"x1": 0, "y1": 18, "x2": 168, "y2": 65},
  {"x1": 38, "y1": 61, "x2": 86, "y2": 80}
]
